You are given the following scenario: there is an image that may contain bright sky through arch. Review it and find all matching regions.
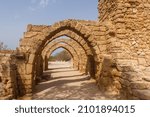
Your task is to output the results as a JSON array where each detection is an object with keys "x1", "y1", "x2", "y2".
[{"x1": 0, "y1": 0, "x2": 98, "y2": 49}]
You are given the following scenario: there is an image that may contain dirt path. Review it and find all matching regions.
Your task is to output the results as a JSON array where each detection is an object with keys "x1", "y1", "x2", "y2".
[{"x1": 32, "y1": 62, "x2": 120, "y2": 100}]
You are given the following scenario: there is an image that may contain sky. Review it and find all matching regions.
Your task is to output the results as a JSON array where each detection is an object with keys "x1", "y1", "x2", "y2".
[{"x1": 0, "y1": 0, "x2": 98, "y2": 49}]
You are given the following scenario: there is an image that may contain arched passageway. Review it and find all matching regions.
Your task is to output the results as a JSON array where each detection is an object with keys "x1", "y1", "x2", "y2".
[
  {"x1": 42, "y1": 38, "x2": 88, "y2": 73},
  {"x1": 32, "y1": 62, "x2": 119, "y2": 100},
  {"x1": 44, "y1": 44, "x2": 79, "y2": 71},
  {"x1": 18, "y1": 20, "x2": 100, "y2": 95}
]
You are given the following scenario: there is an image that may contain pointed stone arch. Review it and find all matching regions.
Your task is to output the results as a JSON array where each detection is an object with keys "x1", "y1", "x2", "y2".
[
  {"x1": 43, "y1": 30, "x2": 93, "y2": 56},
  {"x1": 35, "y1": 43, "x2": 80, "y2": 83},
  {"x1": 47, "y1": 44, "x2": 78, "y2": 64},
  {"x1": 42, "y1": 38, "x2": 87, "y2": 73},
  {"x1": 18, "y1": 19, "x2": 101, "y2": 94}
]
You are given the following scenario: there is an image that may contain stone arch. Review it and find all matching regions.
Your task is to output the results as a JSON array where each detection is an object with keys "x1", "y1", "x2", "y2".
[
  {"x1": 19, "y1": 19, "x2": 101, "y2": 94},
  {"x1": 34, "y1": 43, "x2": 80, "y2": 84},
  {"x1": 43, "y1": 38, "x2": 85, "y2": 58},
  {"x1": 42, "y1": 38, "x2": 87, "y2": 73},
  {"x1": 48, "y1": 44, "x2": 77, "y2": 60},
  {"x1": 20, "y1": 20, "x2": 100, "y2": 60},
  {"x1": 43, "y1": 30, "x2": 92, "y2": 56},
  {"x1": 47, "y1": 43, "x2": 79, "y2": 69},
  {"x1": 41, "y1": 30, "x2": 94, "y2": 75}
]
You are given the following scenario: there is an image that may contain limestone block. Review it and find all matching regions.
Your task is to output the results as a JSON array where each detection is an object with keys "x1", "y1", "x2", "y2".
[
  {"x1": 25, "y1": 75, "x2": 32, "y2": 80},
  {"x1": 143, "y1": 77, "x2": 150, "y2": 82},
  {"x1": 24, "y1": 32, "x2": 38, "y2": 38},
  {"x1": 24, "y1": 79, "x2": 32, "y2": 85},
  {"x1": 132, "y1": 89, "x2": 150, "y2": 100},
  {"x1": 117, "y1": 29, "x2": 126, "y2": 34},
  {"x1": 24, "y1": 84, "x2": 32, "y2": 91},
  {"x1": 131, "y1": 82, "x2": 150, "y2": 89},
  {"x1": 27, "y1": 24, "x2": 32, "y2": 32},
  {"x1": 120, "y1": 79, "x2": 130, "y2": 87},
  {"x1": 122, "y1": 72, "x2": 142, "y2": 82},
  {"x1": 138, "y1": 58, "x2": 147, "y2": 66},
  {"x1": 17, "y1": 64, "x2": 26, "y2": 75},
  {"x1": 25, "y1": 88, "x2": 32, "y2": 94},
  {"x1": 26, "y1": 64, "x2": 33, "y2": 75},
  {"x1": 5, "y1": 83, "x2": 12, "y2": 89},
  {"x1": 28, "y1": 54, "x2": 35, "y2": 64},
  {"x1": 117, "y1": 66, "x2": 135, "y2": 72},
  {"x1": 99, "y1": 45, "x2": 106, "y2": 52},
  {"x1": 113, "y1": 81, "x2": 122, "y2": 89},
  {"x1": 111, "y1": 69, "x2": 121, "y2": 77}
]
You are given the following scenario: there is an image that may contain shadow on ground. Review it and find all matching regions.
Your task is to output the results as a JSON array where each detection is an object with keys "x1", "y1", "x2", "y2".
[{"x1": 32, "y1": 62, "x2": 121, "y2": 100}]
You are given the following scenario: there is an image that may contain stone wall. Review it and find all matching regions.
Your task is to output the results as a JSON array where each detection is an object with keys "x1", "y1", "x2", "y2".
[
  {"x1": 97, "y1": 0, "x2": 150, "y2": 99},
  {"x1": 0, "y1": 51, "x2": 18, "y2": 99}
]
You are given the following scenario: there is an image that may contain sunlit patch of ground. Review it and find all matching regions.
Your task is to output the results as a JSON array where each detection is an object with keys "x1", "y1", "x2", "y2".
[{"x1": 32, "y1": 62, "x2": 120, "y2": 100}]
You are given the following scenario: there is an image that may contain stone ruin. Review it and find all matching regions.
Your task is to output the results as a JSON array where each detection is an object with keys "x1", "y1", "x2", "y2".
[
  {"x1": 0, "y1": 51, "x2": 17, "y2": 99},
  {"x1": 0, "y1": 0, "x2": 150, "y2": 99}
]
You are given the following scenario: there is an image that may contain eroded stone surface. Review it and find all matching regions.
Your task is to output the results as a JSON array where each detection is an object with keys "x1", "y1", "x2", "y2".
[
  {"x1": 132, "y1": 89, "x2": 150, "y2": 100},
  {"x1": 1, "y1": 0, "x2": 150, "y2": 100}
]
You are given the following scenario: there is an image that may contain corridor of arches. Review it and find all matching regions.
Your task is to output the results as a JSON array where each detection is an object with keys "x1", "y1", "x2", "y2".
[
  {"x1": 17, "y1": 20, "x2": 120, "y2": 99},
  {"x1": 31, "y1": 35, "x2": 108, "y2": 99}
]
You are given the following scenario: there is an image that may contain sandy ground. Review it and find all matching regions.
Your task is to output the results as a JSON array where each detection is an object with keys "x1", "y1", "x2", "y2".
[{"x1": 32, "y1": 62, "x2": 120, "y2": 100}]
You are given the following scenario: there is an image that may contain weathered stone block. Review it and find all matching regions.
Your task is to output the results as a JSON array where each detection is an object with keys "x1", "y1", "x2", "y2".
[
  {"x1": 132, "y1": 89, "x2": 150, "y2": 100},
  {"x1": 131, "y1": 82, "x2": 150, "y2": 90},
  {"x1": 26, "y1": 64, "x2": 33, "y2": 75},
  {"x1": 138, "y1": 58, "x2": 147, "y2": 66}
]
